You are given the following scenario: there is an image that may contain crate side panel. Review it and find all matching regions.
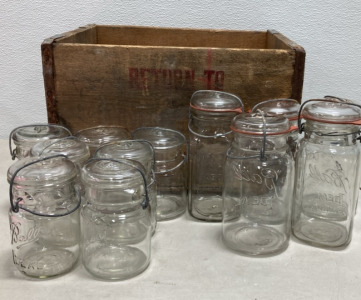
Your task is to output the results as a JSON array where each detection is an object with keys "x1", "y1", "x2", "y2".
[{"x1": 52, "y1": 44, "x2": 296, "y2": 134}]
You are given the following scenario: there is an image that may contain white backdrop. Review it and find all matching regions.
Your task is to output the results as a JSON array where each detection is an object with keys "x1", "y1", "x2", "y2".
[{"x1": 1, "y1": 0, "x2": 360, "y2": 138}]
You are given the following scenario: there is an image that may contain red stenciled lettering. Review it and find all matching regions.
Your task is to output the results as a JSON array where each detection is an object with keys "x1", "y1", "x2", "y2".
[
  {"x1": 185, "y1": 70, "x2": 195, "y2": 88},
  {"x1": 128, "y1": 68, "x2": 139, "y2": 88},
  {"x1": 204, "y1": 70, "x2": 215, "y2": 89},
  {"x1": 215, "y1": 71, "x2": 225, "y2": 91}
]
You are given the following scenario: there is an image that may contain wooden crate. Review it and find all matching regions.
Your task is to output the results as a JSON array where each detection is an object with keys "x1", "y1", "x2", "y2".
[{"x1": 41, "y1": 24, "x2": 305, "y2": 135}]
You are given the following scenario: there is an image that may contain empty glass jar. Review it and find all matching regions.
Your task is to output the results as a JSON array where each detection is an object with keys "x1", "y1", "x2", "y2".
[
  {"x1": 252, "y1": 98, "x2": 300, "y2": 157},
  {"x1": 74, "y1": 125, "x2": 130, "y2": 155},
  {"x1": 9, "y1": 124, "x2": 71, "y2": 160},
  {"x1": 132, "y1": 127, "x2": 187, "y2": 221},
  {"x1": 188, "y1": 90, "x2": 243, "y2": 221},
  {"x1": 222, "y1": 113, "x2": 294, "y2": 255},
  {"x1": 81, "y1": 158, "x2": 151, "y2": 280},
  {"x1": 8, "y1": 155, "x2": 80, "y2": 278},
  {"x1": 94, "y1": 140, "x2": 157, "y2": 234},
  {"x1": 292, "y1": 100, "x2": 361, "y2": 249}
]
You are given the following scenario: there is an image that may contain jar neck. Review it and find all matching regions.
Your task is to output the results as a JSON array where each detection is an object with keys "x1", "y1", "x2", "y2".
[
  {"x1": 303, "y1": 120, "x2": 359, "y2": 146},
  {"x1": 232, "y1": 132, "x2": 289, "y2": 152}
]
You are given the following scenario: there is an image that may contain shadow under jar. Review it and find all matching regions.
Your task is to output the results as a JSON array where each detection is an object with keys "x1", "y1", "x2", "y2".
[
  {"x1": 222, "y1": 113, "x2": 294, "y2": 256},
  {"x1": 8, "y1": 155, "x2": 81, "y2": 278},
  {"x1": 80, "y1": 158, "x2": 151, "y2": 280},
  {"x1": 292, "y1": 100, "x2": 361, "y2": 249},
  {"x1": 188, "y1": 90, "x2": 243, "y2": 222}
]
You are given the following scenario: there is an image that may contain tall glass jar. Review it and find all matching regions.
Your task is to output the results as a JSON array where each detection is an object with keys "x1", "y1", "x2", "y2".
[
  {"x1": 81, "y1": 158, "x2": 151, "y2": 280},
  {"x1": 8, "y1": 155, "x2": 80, "y2": 278},
  {"x1": 292, "y1": 100, "x2": 361, "y2": 249},
  {"x1": 222, "y1": 113, "x2": 294, "y2": 256},
  {"x1": 74, "y1": 125, "x2": 130, "y2": 155},
  {"x1": 252, "y1": 98, "x2": 300, "y2": 157},
  {"x1": 94, "y1": 140, "x2": 157, "y2": 234},
  {"x1": 188, "y1": 90, "x2": 243, "y2": 221},
  {"x1": 9, "y1": 124, "x2": 71, "y2": 160},
  {"x1": 132, "y1": 127, "x2": 187, "y2": 221}
]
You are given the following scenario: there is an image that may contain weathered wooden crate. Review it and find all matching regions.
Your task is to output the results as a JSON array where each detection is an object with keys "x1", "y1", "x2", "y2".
[{"x1": 41, "y1": 24, "x2": 305, "y2": 135}]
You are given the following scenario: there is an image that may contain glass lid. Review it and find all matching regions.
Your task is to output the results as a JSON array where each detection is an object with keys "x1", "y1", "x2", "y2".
[
  {"x1": 252, "y1": 98, "x2": 300, "y2": 120},
  {"x1": 12, "y1": 124, "x2": 71, "y2": 144},
  {"x1": 190, "y1": 90, "x2": 243, "y2": 112}
]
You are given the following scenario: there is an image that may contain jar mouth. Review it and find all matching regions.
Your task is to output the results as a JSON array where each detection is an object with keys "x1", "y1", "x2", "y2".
[
  {"x1": 231, "y1": 113, "x2": 291, "y2": 135},
  {"x1": 74, "y1": 125, "x2": 130, "y2": 147},
  {"x1": 190, "y1": 90, "x2": 243, "y2": 113},
  {"x1": 132, "y1": 127, "x2": 186, "y2": 150},
  {"x1": 302, "y1": 99, "x2": 361, "y2": 124},
  {"x1": 251, "y1": 98, "x2": 300, "y2": 120}
]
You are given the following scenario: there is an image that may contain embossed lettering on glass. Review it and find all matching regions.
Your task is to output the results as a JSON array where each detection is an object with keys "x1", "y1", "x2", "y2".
[
  {"x1": 8, "y1": 155, "x2": 80, "y2": 278},
  {"x1": 222, "y1": 113, "x2": 294, "y2": 255},
  {"x1": 188, "y1": 90, "x2": 243, "y2": 222},
  {"x1": 292, "y1": 100, "x2": 361, "y2": 248}
]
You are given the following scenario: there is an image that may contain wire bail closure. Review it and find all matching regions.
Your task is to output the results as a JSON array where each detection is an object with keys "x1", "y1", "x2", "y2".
[
  {"x1": 9, "y1": 154, "x2": 81, "y2": 216},
  {"x1": 9, "y1": 124, "x2": 72, "y2": 160},
  {"x1": 87, "y1": 157, "x2": 151, "y2": 209}
]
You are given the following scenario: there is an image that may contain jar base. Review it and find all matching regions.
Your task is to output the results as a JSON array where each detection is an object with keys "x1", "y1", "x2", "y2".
[
  {"x1": 223, "y1": 223, "x2": 288, "y2": 255},
  {"x1": 190, "y1": 195, "x2": 223, "y2": 222},
  {"x1": 16, "y1": 248, "x2": 78, "y2": 278},
  {"x1": 292, "y1": 219, "x2": 350, "y2": 248},
  {"x1": 83, "y1": 245, "x2": 150, "y2": 280},
  {"x1": 156, "y1": 194, "x2": 186, "y2": 221}
]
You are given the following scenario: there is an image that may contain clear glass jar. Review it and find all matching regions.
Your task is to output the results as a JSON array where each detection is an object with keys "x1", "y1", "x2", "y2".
[
  {"x1": 132, "y1": 127, "x2": 187, "y2": 221},
  {"x1": 81, "y1": 158, "x2": 151, "y2": 280},
  {"x1": 292, "y1": 100, "x2": 361, "y2": 249},
  {"x1": 74, "y1": 125, "x2": 130, "y2": 155},
  {"x1": 10, "y1": 124, "x2": 71, "y2": 160},
  {"x1": 8, "y1": 155, "x2": 80, "y2": 278},
  {"x1": 252, "y1": 98, "x2": 300, "y2": 158},
  {"x1": 188, "y1": 90, "x2": 243, "y2": 221},
  {"x1": 222, "y1": 113, "x2": 294, "y2": 256},
  {"x1": 94, "y1": 140, "x2": 157, "y2": 234}
]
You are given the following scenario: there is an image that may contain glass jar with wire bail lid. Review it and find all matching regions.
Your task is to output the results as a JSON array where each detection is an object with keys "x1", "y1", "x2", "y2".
[
  {"x1": 188, "y1": 90, "x2": 243, "y2": 222},
  {"x1": 252, "y1": 98, "x2": 300, "y2": 158},
  {"x1": 8, "y1": 155, "x2": 81, "y2": 278},
  {"x1": 74, "y1": 125, "x2": 131, "y2": 155},
  {"x1": 222, "y1": 112, "x2": 294, "y2": 256},
  {"x1": 80, "y1": 158, "x2": 151, "y2": 280},
  {"x1": 292, "y1": 99, "x2": 361, "y2": 249},
  {"x1": 132, "y1": 127, "x2": 187, "y2": 221},
  {"x1": 9, "y1": 124, "x2": 72, "y2": 160},
  {"x1": 93, "y1": 140, "x2": 157, "y2": 234}
]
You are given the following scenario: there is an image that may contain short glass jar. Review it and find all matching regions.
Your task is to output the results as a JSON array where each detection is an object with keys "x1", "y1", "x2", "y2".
[
  {"x1": 94, "y1": 140, "x2": 157, "y2": 234},
  {"x1": 222, "y1": 113, "x2": 294, "y2": 256},
  {"x1": 81, "y1": 158, "x2": 151, "y2": 280},
  {"x1": 74, "y1": 125, "x2": 130, "y2": 155},
  {"x1": 188, "y1": 90, "x2": 243, "y2": 222},
  {"x1": 8, "y1": 155, "x2": 80, "y2": 278},
  {"x1": 132, "y1": 127, "x2": 187, "y2": 221},
  {"x1": 292, "y1": 100, "x2": 361, "y2": 249},
  {"x1": 9, "y1": 124, "x2": 71, "y2": 160}
]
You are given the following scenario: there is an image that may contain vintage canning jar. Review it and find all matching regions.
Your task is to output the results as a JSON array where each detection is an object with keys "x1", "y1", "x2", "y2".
[
  {"x1": 94, "y1": 140, "x2": 157, "y2": 234},
  {"x1": 292, "y1": 100, "x2": 361, "y2": 249},
  {"x1": 8, "y1": 155, "x2": 80, "y2": 278},
  {"x1": 132, "y1": 127, "x2": 187, "y2": 221},
  {"x1": 222, "y1": 113, "x2": 294, "y2": 255},
  {"x1": 74, "y1": 125, "x2": 130, "y2": 155},
  {"x1": 9, "y1": 124, "x2": 71, "y2": 160},
  {"x1": 188, "y1": 90, "x2": 243, "y2": 221},
  {"x1": 81, "y1": 158, "x2": 151, "y2": 280},
  {"x1": 252, "y1": 98, "x2": 300, "y2": 157}
]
